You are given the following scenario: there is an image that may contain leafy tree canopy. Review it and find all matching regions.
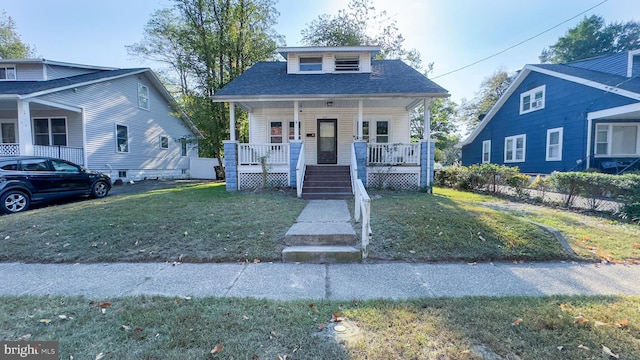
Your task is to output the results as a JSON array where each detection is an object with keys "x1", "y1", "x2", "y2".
[
  {"x1": 0, "y1": 11, "x2": 36, "y2": 59},
  {"x1": 458, "y1": 68, "x2": 515, "y2": 134},
  {"x1": 540, "y1": 15, "x2": 640, "y2": 63}
]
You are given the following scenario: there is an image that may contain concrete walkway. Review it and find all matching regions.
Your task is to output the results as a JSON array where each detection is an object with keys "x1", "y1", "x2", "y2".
[{"x1": 2, "y1": 261, "x2": 639, "y2": 300}]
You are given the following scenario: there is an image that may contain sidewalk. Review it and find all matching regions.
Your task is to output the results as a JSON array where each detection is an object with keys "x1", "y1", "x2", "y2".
[{"x1": 2, "y1": 261, "x2": 639, "y2": 300}]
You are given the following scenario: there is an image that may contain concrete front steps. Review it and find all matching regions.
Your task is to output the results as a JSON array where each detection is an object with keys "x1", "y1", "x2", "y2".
[
  {"x1": 282, "y1": 200, "x2": 361, "y2": 263},
  {"x1": 302, "y1": 165, "x2": 353, "y2": 200}
]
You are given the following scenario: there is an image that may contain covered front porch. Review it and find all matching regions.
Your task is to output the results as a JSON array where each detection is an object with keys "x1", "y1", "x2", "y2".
[
  {"x1": 0, "y1": 99, "x2": 85, "y2": 164},
  {"x1": 222, "y1": 97, "x2": 436, "y2": 195}
]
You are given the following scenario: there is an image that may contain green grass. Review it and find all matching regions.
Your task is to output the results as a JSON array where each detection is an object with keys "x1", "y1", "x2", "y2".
[
  {"x1": 0, "y1": 183, "x2": 305, "y2": 263},
  {"x1": 1, "y1": 295, "x2": 639, "y2": 359},
  {"x1": 366, "y1": 188, "x2": 566, "y2": 262}
]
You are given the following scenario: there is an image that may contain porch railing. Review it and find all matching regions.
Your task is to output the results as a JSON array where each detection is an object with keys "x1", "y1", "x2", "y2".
[
  {"x1": 367, "y1": 143, "x2": 419, "y2": 165},
  {"x1": 350, "y1": 143, "x2": 358, "y2": 194},
  {"x1": 354, "y1": 178, "x2": 371, "y2": 259},
  {"x1": 34, "y1": 145, "x2": 84, "y2": 165},
  {"x1": 296, "y1": 143, "x2": 305, "y2": 198},
  {"x1": 238, "y1": 143, "x2": 289, "y2": 165},
  {"x1": 0, "y1": 143, "x2": 19, "y2": 156}
]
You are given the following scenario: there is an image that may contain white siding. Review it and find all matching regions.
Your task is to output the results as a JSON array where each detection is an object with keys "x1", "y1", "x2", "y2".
[
  {"x1": 45, "y1": 65, "x2": 99, "y2": 80},
  {"x1": 40, "y1": 74, "x2": 197, "y2": 179},
  {"x1": 15, "y1": 63, "x2": 44, "y2": 81},
  {"x1": 248, "y1": 106, "x2": 411, "y2": 166},
  {"x1": 30, "y1": 110, "x2": 83, "y2": 148},
  {"x1": 286, "y1": 51, "x2": 372, "y2": 74}
]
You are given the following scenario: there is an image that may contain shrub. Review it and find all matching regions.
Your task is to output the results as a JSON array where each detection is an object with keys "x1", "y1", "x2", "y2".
[
  {"x1": 529, "y1": 175, "x2": 551, "y2": 201},
  {"x1": 506, "y1": 173, "x2": 531, "y2": 200},
  {"x1": 549, "y1": 172, "x2": 583, "y2": 207}
]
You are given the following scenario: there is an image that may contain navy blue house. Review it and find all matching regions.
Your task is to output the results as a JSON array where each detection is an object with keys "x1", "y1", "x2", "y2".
[{"x1": 461, "y1": 50, "x2": 640, "y2": 174}]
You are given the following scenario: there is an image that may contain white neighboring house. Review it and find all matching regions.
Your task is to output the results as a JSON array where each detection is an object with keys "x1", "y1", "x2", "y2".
[{"x1": 0, "y1": 58, "x2": 207, "y2": 182}]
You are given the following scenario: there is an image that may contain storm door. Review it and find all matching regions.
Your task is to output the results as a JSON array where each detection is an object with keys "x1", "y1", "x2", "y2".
[{"x1": 317, "y1": 119, "x2": 337, "y2": 164}]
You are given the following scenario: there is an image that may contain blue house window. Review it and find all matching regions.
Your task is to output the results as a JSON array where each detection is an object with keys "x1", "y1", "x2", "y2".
[
  {"x1": 520, "y1": 85, "x2": 545, "y2": 115},
  {"x1": 504, "y1": 134, "x2": 526, "y2": 163},
  {"x1": 546, "y1": 127, "x2": 563, "y2": 161},
  {"x1": 595, "y1": 123, "x2": 640, "y2": 156},
  {"x1": 482, "y1": 140, "x2": 491, "y2": 163}
]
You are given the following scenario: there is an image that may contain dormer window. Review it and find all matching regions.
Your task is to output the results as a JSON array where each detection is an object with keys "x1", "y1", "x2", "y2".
[
  {"x1": 520, "y1": 85, "x2": 545, "y2": 114},
  {"x1": 0, "y1": 66, "x2": 16, "y2": 81},
  {"x1": 299, "y1": 57, "x2": 322, "y2": 72},
  {"x1": 335, "y1": 56, "x2": 359, "y2": 72}
]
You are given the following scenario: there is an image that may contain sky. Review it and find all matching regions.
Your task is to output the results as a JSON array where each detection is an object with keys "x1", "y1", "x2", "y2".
[{"x1": 3, "y1": 0, "x2": 640, "y2": 104}]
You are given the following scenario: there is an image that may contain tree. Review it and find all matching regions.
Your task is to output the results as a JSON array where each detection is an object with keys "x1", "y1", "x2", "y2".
[
  {"x1": 411, "y1": 98, "x2": 460, "y2": 164},
  {"x1": 458, "y1": 68, "x2": 515, "y2": 134},
  {"x1": 540, "y1": 15, "x2": 640, "y2": 63},
  {"x1": 128, "y1": 0, "x2": 282, "y2": 170},
  {"x1": 301, "y1": 0, "x2": 426, "y2": 71},
  {"x1": 0, "y1": 11, "x2": 36, "y2": 59}
]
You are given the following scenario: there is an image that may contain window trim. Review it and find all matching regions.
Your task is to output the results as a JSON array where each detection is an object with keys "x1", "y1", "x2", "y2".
[
  {"x1": 504, "y1": 134, "x2": 526, "y2": 163},
  {"x1": 0, "y1": 65, "x2": 16, "y2": 81},
  {"x1": 115, "y1": 124, "x2": 129, "y2": 153},
  {"x1": 298, "y1": 56, "x2": 323, "y2": 72},
  {"x1": 545, "y1": 127, "x2": 563, "y2": 161},
  {"x1": 269, "y1": 121, "x2": 283, "y2": 143},
  {"x1": 32, "y1": 117, "x2": 68, "y2": 146},
  {"x1": 519, "y1": 85, "x2": 545, "y2": 115},
  {"x1": 180, "y1": 138, "x2": 187, "y2": 157},
  {"x1": 482, "y1": 140, "x2": 491, "y2": 163},
  {"x1": 138, "y1": 83, "x2": 150, "y2": 110},
  {"x1": 594, "y1": 123, "x2": 640, "y2": 157}
]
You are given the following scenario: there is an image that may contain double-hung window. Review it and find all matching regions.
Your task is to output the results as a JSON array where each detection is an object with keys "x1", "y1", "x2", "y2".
[
  {"x1": 270, "y1": 122, "x2": 283, "y2": 143},
  {"x1": 116, "y1": 124, "x2": 129, "y2": 153},
  {"x1": 138, "y1": 83, "x2": 149, "y2": 110},
  {"x1": 504, "y1": 134, "x2": 526, "y2": 162},
  {"x1": 362, "y1": 120, "x2": 389, "y2": 143},
  {"x1": 0, "y1": 66, "x2": 16, "y2": 81},
  {"x1": 160, "y1": 135, "x2": 169, "y2": 149},
  {"x1": 482, "y1": 140, "x2": 491, "y2": 163},
  {"x1": 33, "y1": 117, "x2": 67, "y2": 146},
  {"x1": 546, "y1": 127, "x2": 563, "y2": 161},
  {"x1": 520, "y1": 85, "x2": 545, "y2": 114},
  {"x1": 595, "y1": 123, "x2": 640, "y2": 156}
]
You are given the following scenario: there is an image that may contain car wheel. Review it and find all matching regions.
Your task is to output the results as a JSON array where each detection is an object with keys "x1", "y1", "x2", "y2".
[
  {"x1": 91, "y1": 181, "x2": 110, "y2": 198},
  {"x1": 1, "y1": 190, "x2": 30, "y2": 214}
]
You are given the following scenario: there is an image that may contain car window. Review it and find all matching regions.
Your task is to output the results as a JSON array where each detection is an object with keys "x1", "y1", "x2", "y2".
[
  {"x1": 19, "y1": 158, "x2": 51, "y2": 171},
  {"x1": 51, "y1": 159, "x2": 81, "y2": 173},
  {"x1": 0, "y1": 160, "x2": 18, "y2": 170}
]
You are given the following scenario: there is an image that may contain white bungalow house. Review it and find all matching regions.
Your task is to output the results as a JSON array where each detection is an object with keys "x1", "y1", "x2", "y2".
[
  {"x1": 0, "y1": 58, "x2": 209, "y2": 182},
  {"x1": 212, "y1": 46, "x2": 449, "y2": 197}
]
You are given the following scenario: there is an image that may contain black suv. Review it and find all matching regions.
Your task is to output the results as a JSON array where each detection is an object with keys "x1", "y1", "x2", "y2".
[{"x1": 0, "y1": 156, "x2": 111, "y2": 214}]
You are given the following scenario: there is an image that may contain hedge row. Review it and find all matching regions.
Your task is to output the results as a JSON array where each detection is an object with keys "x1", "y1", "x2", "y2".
[{"x1": 434, "y1": 164, "x2": 640, "y2": 221}]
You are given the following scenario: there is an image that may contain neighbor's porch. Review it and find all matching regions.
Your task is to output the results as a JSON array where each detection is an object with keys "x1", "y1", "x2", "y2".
[
  {"x1": 587, "y1": 103, "x2": 640, "y2": 174},
  {"x1": 0, "y1": 99, "x2": 85, "y2": 164}
]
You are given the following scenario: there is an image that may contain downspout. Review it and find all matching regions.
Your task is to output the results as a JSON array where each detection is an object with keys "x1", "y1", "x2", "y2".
[{"x1": 586, "y1": 114, "x2": 593, "y2": 169}]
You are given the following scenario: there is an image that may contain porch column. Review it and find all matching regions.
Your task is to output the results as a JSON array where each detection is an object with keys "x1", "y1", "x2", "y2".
[
  {"x1": 357, "y1": 100, "x2": 364, "y2": 140},
  {"x1": 17, "y1": 100, "x2": 33, "y2": 155},
  {"x1": 294, "y1": 101, "x2": 300, "y2": 140},
  {"x1": 422, "y1": 98, "x2": 433, "y2": 192},
  {"x1": 223, "y1": 140, "x2": 238, "y2": 191},
  {"x1": 229, "y1": 102, "x2": 236, "y2": 142}
]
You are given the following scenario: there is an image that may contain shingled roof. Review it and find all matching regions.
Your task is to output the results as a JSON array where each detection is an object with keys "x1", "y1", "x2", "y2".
[
  {"x1": 212, "y1": 60, "x2": 449, "y2": 100},
  {"x1": 533, "y1": 63, "x2": 640, "y2": 94}
]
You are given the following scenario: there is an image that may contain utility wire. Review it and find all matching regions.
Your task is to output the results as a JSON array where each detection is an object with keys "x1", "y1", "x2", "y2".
[{"x1": 431, "y1": 0, "x2": 609, "y2": 80}]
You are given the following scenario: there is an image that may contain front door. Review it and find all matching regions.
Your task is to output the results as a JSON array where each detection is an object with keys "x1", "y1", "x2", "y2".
[{"x1": 317, "y1": 119, "x2": 337, "y2": 164}]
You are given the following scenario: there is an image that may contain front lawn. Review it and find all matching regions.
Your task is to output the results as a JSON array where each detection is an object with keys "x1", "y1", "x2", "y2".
[
  {"x1": 0, "y1": 183, "x2": 304, "y2": 263},
  {"x1": 1, "y1": 295, "x2": 638, "y2": 359},
  {"x1": 367, "y1": 188, "x2": 567, "y2": 262}
]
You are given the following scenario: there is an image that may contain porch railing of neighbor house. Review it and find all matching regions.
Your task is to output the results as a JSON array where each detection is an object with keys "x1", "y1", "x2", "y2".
[
  {"x1": 350, "y1": 143, "x2": 358, "y2": 194},
  {"x1": 354, "y1": 178, "x2": 371, "y2": 259},
  {"x1": 238, "y1": 144, "x2": 289, "y2": 165},
  {"x1": 0, "y1": 143, "x2": 20, "y2": 156},
  {"x1": 296, "y1": 143, "x2": 306, "y2": 198},
  {"x1": 33, "y1": 145, "x2": 84, "y2": 165},
  {"x1": 367, "y1": 143, "x2": 419, "y2": 165}
]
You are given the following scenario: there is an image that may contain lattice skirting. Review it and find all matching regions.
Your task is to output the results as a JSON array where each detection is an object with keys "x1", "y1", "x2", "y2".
[
  {"x1": 367, "y1": 172, "x2": 420, "y2": 190},
  {"x1": 239, "y1": 172, "x2": 289, "y2": 190}
]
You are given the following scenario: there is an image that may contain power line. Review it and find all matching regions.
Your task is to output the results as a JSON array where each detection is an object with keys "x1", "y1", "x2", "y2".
[{"x1": 431, "y1": 0, "x2": 609, "y2": 80}]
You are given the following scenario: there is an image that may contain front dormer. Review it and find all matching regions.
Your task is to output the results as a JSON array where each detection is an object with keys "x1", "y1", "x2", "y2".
[
  {"x1": 628, "y1": 49, "x2": 640, "y2": 78},
  {"x1": 278, "y1": 46, "x2": 380, "y2": 74}
]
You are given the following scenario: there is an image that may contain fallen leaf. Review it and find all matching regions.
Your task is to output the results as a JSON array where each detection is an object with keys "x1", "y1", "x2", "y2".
[
  {"x1": 242, "y1": 315, "x2": 249, "y2": 320},
  {"x1": 632, "y1": 243, "x2": 640, "y2": 249},
  {"x1": 97, "y1": 302, "x2": 112, "y2": 309},
  {"x1": 408, "y1": 250, "x2": 416, "y2": 254},
  {"x1": 602, "y1": 345, "x2": 619, "y2": 359},
  {"x1": 583, "y1": 235, "x2": 590, "y2": 241},
  {"x1": 511, "y1": 318, "x2": 523, "y2": 326},
  {"x1": 19, "y1": 334, "x2": 31, "y2": 340},
  {"x1": 183, "y1": 231, "x2": 188, "y2": 236},
  {"x1": 58, "y1": 315, "x2": 68, "y2": 320},
  {"x1": 594, "y1": 320, "x2": 608, "y2": 327},
  {"x1": 253, "y1": 258, "x2": 261, "y2": 264},
  {"x1": 578, "y1": 344, "x2": 590, "y2": 350},
  {"x1": 467, "y1": 262, "x2": 477, "y2": 266},
  {"x1": 317, "y1": 323, "x2": 325, "y2": 331},
  {"x1": 210, "y1": 345, "x2": 224, "y2": 354},
  {"x1": 95, "y1": 353, "x2": 105, "y2": 360},
  {"x1": 560, "y1": 303, "x2": 573, "y2": 312},
  {"x1": 309, "y1": 304, "x2": 318, "y2": 312},
  {"x1": 331, "y1": 312, "x2": 344, "y2": 322},
  {"x1": 277, "y1": 355, "x2": 291, "y2": 360},
  {"x1": 574, "y1": 315, "x2": 589, "y2": 325},
  {"x1": 133, "y1": 327, "x2": 143, "y2": 333},
  {"x1": 4, "y1": 235, "x2": 10, "y2": 240},
  {"x1": 39, "y1": 319, "x2": 51, "y2": 325},
  {"x1": 184, "y1": 296, "x2": 192, "y2": 300},
  {"x1": 585, "y1": 245, "x2": 598, "y2": 251},
  {"x1": 557, "y1": 346, "x2": 564, "y2": 351},
  {"x1": 91, "y1": 242, "x2": 97, "y2": 247},
  {"x1": 121, "y1": 325, "x2": 132, "y2": 331},
  {"x1": 615, "y1": 319, "x2": 628, "y2": 328},
  {"x1": 478, "y1": 235, "x2": 486, "y2": 242}
]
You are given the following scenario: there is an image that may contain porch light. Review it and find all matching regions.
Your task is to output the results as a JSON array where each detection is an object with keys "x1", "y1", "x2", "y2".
[{"x1": 326, "y1": 101, "x2": 333, "y2": 107}]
